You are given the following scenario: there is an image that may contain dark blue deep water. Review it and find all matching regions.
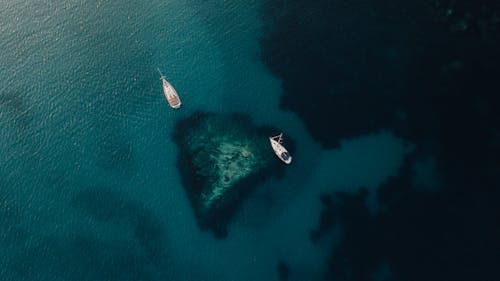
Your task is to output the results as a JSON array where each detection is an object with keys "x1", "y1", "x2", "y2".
[{"x1": 1, "y1": 1, "x2": 499, "y2": 280}]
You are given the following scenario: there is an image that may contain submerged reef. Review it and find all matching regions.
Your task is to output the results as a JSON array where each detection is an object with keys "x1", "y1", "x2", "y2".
[{"x1": 173, "y1": 112, "x2": 285, "y2": 238}]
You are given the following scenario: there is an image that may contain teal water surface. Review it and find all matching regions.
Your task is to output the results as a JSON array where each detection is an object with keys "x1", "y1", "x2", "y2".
[{"x1": 0, "y1": 1, "x2": 411, "y2": 280}]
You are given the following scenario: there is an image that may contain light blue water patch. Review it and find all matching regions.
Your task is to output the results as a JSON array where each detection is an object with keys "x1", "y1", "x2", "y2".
[{"x1": 307, "y1": 130, "x2": 414, "y2": 211}]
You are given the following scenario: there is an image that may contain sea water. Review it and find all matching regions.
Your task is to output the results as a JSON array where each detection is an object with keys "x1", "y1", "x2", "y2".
[{"x1": 0, "y1": 1, "x2": 410, "y2": 280}]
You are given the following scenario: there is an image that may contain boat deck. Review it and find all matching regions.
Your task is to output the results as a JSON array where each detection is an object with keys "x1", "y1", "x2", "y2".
[
  {"x1": 269, "y1": 133, "x2": 292, "y2": 164},
  {"x1": 162, "y1": 80, "x2": 182, "y2": 109},
  {"x1": 167, "y1": 95, "x2": 181, "y2": 108}
]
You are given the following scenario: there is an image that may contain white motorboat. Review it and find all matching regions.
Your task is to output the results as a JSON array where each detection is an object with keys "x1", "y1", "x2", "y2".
[
  {"x1": 269, "y1": 133, "x2": 292, "y2": 164},
  {"x1": 158, "y1": 68, "x2": 182, "y2": 109}
]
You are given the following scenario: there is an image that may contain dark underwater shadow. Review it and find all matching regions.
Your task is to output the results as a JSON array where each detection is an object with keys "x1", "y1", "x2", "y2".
[
  {"x1": 71, "y1": 186, "x2": 167, "y2": 261},
  {"x1": 1, "y1": 186, "x2": 173, "y2": 281},
  {"x1": 259, "y1": 0, "x2": 500, "y2": 280},
  {"x1": 0, "y1": 91, "x2": 33, "y2": 130}
]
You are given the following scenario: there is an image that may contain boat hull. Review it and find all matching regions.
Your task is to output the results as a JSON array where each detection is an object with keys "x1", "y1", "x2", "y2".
[
  {"x1": 269, "y1": 138, "x2": 292, "y2": 164},
  {"x1": 162, "y1": 80, "x2": 182, "y2": 109}
]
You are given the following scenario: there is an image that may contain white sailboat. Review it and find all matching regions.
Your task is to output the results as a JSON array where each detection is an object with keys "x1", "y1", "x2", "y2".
[
  {"x1": 158, "y1": 68, "x2": 182, "y2": 109},
  {"x1": 269, "y1": 133, "x2": 292, "y2": 164}
]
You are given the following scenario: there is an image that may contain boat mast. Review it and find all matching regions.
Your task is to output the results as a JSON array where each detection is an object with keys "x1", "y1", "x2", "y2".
[
  {"x1": 157, "y1": 67, "x2": 166, "y2": 80},
  {"x1": 271, "y1": 133, "x2": 283, "y2": 143}
]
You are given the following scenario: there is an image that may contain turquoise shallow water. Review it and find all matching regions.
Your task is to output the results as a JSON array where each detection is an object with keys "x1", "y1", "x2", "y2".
[{"x1": 0, "y1": 1, "x2": 411, "y2": 280}]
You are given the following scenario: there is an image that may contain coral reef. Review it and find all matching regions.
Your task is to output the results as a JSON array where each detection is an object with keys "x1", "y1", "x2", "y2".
[{"x1": 173, "y1": 112, "x2": 285, "y2": 237}]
